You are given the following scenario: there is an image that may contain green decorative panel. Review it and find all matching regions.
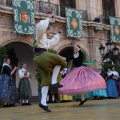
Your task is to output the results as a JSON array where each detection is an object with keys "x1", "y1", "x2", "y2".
[
  {"x1": 12, "y1": 0, "x2": 35, "y2": 34},
  {"x1": 110, "y1": 16, "x2": 120, "y2": 42},
  {"x1": 65, "y1": 7, "x2": 83, "y2": 38}
]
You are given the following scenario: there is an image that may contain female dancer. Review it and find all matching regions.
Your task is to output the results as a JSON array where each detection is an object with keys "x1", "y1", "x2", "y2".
[
  {"x1": 59, "y1": 41, "x2": 106, "y2": 105},
  {"x1": 0, "y1": 58, "x2": 18, "y2": 107}
]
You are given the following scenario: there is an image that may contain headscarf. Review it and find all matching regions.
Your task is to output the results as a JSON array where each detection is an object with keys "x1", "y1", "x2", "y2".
[{"x1": 1, "y1": 58, "x2": 11, "y2": 75}]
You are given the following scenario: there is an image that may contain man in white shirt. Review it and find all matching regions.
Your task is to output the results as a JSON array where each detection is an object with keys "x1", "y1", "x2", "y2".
[{"x1": 33, "y1": 14, "x2": 67, "y2": 112}]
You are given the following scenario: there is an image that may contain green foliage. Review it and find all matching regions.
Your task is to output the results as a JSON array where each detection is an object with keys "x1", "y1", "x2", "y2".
[
  {"x1": 83, "y1": 51, "x2": 87, "y2": 62},
  {"x1": 81, "y1": 51, "x2": 87, "y2": 67},
  {"x1": 35, "y1": 69, "x2": 41, "y2": 83},
  {"x1": 0, "y1": 46, "x2": 8, "y2": 71}
]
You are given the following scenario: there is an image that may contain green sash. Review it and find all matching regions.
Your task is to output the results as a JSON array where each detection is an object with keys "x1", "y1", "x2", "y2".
[{"x1": 83, "y1": 60, "x2": 97, "y2": 65}]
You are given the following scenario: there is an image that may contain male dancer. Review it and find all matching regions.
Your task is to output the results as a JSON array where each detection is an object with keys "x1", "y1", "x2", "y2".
[{"x1": 33, "y1": 14, "x2": 67, "y2": 112}]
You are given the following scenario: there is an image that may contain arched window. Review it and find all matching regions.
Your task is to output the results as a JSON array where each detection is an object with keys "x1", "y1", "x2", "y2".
[
  {"x1": 60, "y1": 0, "x2": 76, "y2": 17},
  {"x1": 102, "y1": 0, "x2": 115, "y2": 24}
]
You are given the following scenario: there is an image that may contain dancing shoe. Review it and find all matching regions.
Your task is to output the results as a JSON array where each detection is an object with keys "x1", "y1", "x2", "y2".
[
  {"x1": 79, "y1": 99, "x2": 87, "y2": 106},
  {"x1": 50, "y1": 83, "x2": 63, "y2": 88},
  {"x1": 9, "y1": 104, "x2": 16, "y2": 107},
  {"x1": 22, "y1": 103, "x2": 26, "y2": 106},
  {"x1": 4, "y1": 104, "x2": 10, "y2": 107},
  {"x1": 26, "y1": 103, "x2": 32, "y2": 105},
  {"x1": 39, "y1": 104, "x2": 51, "y2": 112}
]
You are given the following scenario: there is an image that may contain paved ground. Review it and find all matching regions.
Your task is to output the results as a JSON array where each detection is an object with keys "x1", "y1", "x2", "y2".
[{"x1": 0, "y1": 99, "x2": 120, "y2": 120}]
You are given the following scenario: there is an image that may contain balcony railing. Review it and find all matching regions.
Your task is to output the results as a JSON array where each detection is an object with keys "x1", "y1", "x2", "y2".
[
  {"x1": 0, "y1": 0, "x2": 12, "y2": 7},
  {"x1": 36, "y1": 1, "x2": 59, "y2": 15},
  {"x1": 35, "y1": 1, "x2": 88, "y2": 21},
  {"x1": 96, "y1": 13, "x2": 116, "y2": 25},
  {"x1": 0, "y1": 0, "x2": 88, "y2": 21},
  {"x1": 99, "y1": 14, "x2": 110, "y2": 25}
]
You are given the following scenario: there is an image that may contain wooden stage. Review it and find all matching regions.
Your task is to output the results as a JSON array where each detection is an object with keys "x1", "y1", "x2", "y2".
[{"x1": 0, "y1": 98, "x2": 120, "y2": 120}]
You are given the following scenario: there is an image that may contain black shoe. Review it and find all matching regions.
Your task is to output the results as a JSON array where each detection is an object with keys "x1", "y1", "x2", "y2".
[
  {"x1": 47, "y1": 101, "x2": 51, "y2": 104},
  {"x1": 39, "y1": 104, "x2": 51, "y2": 112},
  {"x1": 50, "y1": 83, "x2": 63, "y2": 88},
  {"x1": 22, "y1": 103, "x2": 26, "y2": 106},
  {"x1": 84, "y1": 99, "x2": 87, "y2": 102},
  {"x1": 9, "y1": 104, "x2": 16, "y2": 107},
  {"x1": 26, "y1": 103, "x2": 32, "y2": 105},
  {"x1": 79, "y1": 99, "x2": 86, "y2": 106},
  {"x1": 4, "y1": 104, "x2": 9, "y2": 107},
  {"x1": 52, "y1": 100, "x2": 56, "y2": 103}
]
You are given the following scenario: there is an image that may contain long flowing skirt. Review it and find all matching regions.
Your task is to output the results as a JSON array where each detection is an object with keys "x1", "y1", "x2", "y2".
[
  {"x1": 106, "y1": 79, "x2": 119, "y2": 98},
  {"x1": 18, "y1": 79, "x2": 32, "y2": 99},
  {"x1": 91, "y1": 89, "x2": 107, "y2": 97},
  {"x1": 58, "y1": 66, "x2": 106, "y2": 95},
  {"x1": 0, "y1": 74, "x2": 18, "y2": 102}
]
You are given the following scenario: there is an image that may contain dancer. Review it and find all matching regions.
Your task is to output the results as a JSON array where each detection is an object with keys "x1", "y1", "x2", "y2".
[
  {"x1": 33, "y1": 14, "x2": 67, "y2": 112},
  {"x1": 18, "y1": 63, "x2": 32, "y2": 106},
  {"x1": 0, "y1": 58, "x2": 18, "y2": 107},
  {"x1": 59, "y1": 41, "x2": 106, "y2": 105}
]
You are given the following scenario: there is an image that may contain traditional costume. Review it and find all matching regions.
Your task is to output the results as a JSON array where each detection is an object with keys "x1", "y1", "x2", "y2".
[
  {"x1": 106, "y1": 70, "x2": 119, "y2": 98},
  {"x1": 0, "y1": 63, "x2": 18, "y2": 106},
  {"x1": 58, "y1": 49, "x2": 106, "y2": 105},
  {"x1": 33, "y1": 18, "x2": 67, "y2": 112},
  {"x1": 111, "y1": 70, "x2": 119, "y2": 90},
  {"x1": 91, "y1": 89, "x2": 107, "y2": 99},
  {"x1": 18, "y1": 66, "x2": 32, "y2": 105}
]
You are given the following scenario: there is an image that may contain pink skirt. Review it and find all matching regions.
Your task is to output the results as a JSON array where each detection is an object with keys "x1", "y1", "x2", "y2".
[{"x1": 58, "y1": 66, "x2": 106, "y2": 95}]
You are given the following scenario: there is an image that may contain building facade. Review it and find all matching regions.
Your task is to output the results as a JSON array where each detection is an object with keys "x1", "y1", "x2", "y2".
[{"x1": 0, "y1": 0, "x2": 120, "y2": 100}]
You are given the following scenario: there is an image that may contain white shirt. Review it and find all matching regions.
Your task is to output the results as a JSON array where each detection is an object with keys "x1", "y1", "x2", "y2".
[
  {"x1": 111, "y1": 71, "x2": 119, "y2": 79},
  {"x1": 37, "y1": 33, "x2": 60, "y2": 49},
  {"x1": 107, "y1": 71, "x2": 112, "y2": 76},
  {"x1": 74, "y1": 52, "x2": 79, "y2": 58},
  {"x1": 18, "y1": 68, "x2": 30, "y2": 79}
]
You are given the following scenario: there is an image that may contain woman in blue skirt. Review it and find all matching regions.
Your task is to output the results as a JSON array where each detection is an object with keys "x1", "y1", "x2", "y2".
[
  {"x1": 106, "y1": 68, "x2": 119, "y2": 98},
  {"x1": 0, "y1": 58, "x2": 18, "y2": 107}
]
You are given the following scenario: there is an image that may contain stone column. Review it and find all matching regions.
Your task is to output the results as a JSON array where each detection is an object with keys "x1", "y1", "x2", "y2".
[
  {"x1": 115, "y1": 0, "x2": 120, "y2": 17},
  {"x1": 86, "y1": 0, "x2": 102, "y2": 20}
]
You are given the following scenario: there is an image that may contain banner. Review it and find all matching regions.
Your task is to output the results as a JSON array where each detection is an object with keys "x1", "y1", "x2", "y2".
[
  {"x1": 65, "y1": 7, "x2": 83, "y2": 38},
  {"x1": 110, "y1": 16, "x2": 120, "y2": 42},
  {"x1": 12, "y1": 0, "x2": 35, "y2": 34}
]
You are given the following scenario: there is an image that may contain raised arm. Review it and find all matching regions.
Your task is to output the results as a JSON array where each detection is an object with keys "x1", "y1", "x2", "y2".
[{"x1": 71, "y1": 41, "x2": 80, "y2": 51}]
